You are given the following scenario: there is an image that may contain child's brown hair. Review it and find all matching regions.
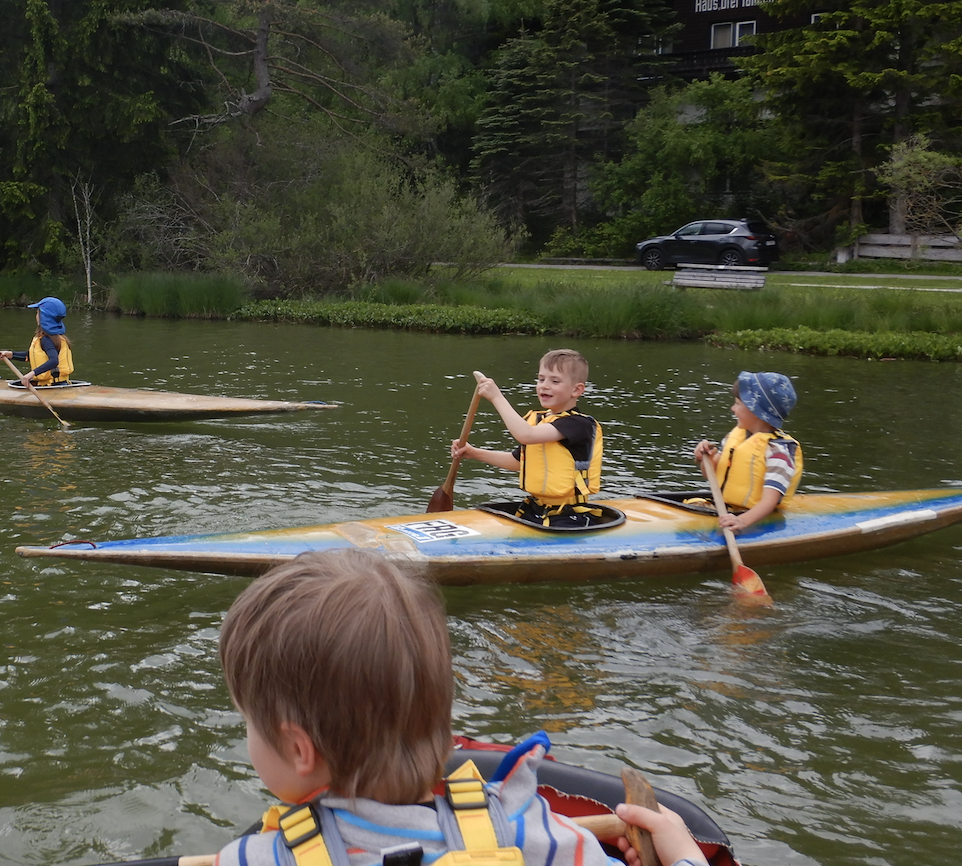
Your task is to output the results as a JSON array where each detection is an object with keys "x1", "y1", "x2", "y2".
[
  {"x1": 541, "y1": 348, "x2": 588, "y2": 385},
  {"x1": 220, "y1": 549, "x2": 453, "y2": 804},
  {"x1": 34, "y1": 326, "x2": 69, "y2": 351}
]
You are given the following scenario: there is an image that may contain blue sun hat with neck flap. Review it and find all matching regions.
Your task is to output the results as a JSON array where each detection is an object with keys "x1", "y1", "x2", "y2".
[
  {"x1": 737, "y1": 371, "x2": 796, "y2": 429},
  {"x1": 28, "y1": 297, "x2": 67, "y2": 336}
]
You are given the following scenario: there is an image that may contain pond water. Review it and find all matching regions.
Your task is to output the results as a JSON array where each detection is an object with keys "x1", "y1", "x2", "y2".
[{"x1": 1, "y1": 309, "x2": 961, "y2": 866}]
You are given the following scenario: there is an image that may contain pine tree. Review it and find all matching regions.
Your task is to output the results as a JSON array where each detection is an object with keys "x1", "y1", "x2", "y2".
[
  {"x1": 742, "y1": 0, "x2": 962, "y2": 238},
  {"x1": 470, "y1": 0, "x2": 674, "y2": 245}
]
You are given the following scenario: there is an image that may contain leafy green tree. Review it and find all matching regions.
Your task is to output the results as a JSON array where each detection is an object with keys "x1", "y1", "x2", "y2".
[
  {"x1": 742, "y1": 0, "x2": 962, "y2": 241},
  {"x1": 875, "y1": 133, "x2": 962, "y2": 238},
  {"x1": 131, "y1": 0, "x2": 426, "y2": 137},
  {"x1": 0, "y1": 0, "x2": 207, "y2": 272},
  {"x1": 585, "y1": 74, "x2": 783, "y2": 256}
]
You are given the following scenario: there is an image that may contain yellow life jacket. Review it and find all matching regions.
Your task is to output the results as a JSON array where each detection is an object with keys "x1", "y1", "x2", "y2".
[
  {"x1": 518, "y1": 409, "x2": 602, "y2": 506},
  {"x1": 716, "y1": 425, "x2": 803, "y2": 509},
  {"x1": 259, "y1": 761, "x2": 523, "y2": 866},
  {"x1": 28, "y1": 335, "x2": 74, "y2": 385}
]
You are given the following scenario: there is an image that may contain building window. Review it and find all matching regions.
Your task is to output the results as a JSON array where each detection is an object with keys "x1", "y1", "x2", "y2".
[{"x1": 711, "y1": 20, "x2": 756, "y2": 49}]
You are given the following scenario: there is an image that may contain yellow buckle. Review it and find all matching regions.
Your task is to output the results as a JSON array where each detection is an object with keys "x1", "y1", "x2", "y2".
[
  {"x1": 280, "y1": 803, "x2": 322, "y2": 848},
  {"x1": 446, "y1": 778, "x2": 488, "y2": 810}
]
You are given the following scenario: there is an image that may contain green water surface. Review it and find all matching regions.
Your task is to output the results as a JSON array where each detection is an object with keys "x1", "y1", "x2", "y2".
[{"x1": 1, "y1": 310, "x2": 961, "y2": 866}]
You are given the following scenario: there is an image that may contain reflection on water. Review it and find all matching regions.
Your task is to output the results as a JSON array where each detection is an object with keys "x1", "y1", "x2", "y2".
[
  {"x1": 1, "y1": 311, "x2": 961, "y2": 866},
  {"x1": 454, "y1": 603, "x2": 605, "y2": 731}
]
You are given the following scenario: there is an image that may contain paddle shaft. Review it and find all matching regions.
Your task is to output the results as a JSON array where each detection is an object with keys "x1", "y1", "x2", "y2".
[
  {"x1": 701, "y1": 454, "x2": 770, "y2": 598},
  {"x1": 426, "y1": 376, "x2": 483, "y2": 513},
  {"x1": 442, "y1": 384, "x2": 482, "y2": 495},
  {"x1": 93, "y1": 814, "x2": 632, "y2": 866},
  {"x1": 701, "y1": 456, "x2": 746, "y2": 567},
  {"x1": 3, "y1": 354, "x2": 70, "y2": 428}
]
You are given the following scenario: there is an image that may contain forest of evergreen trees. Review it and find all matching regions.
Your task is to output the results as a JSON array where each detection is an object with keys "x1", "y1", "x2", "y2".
[{"x1": 2, "y1": 0, "x2": 962, "y2": 295}]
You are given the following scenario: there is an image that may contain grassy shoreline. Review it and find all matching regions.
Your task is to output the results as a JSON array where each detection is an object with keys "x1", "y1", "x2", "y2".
[{"x1": 3, "y1": 267, "x2": 962, "y2": 362}]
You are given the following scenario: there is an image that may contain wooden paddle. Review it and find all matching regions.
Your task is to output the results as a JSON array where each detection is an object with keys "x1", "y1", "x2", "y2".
[
  {"x1": 426, "y1": 373, "x2": 483, "y2": 513},
  {"x1": 701, "y1": 455, "x2": 771, "y2": 600},
  {"x1": 621, "y1": 767, "x2": 661, "y2": 866},
  {"x1": 3, "y1": 355, "x2": 71, "y2": 428},
  {"x1": 88, "y1": 814, "x2": 633, "y2": 866}
]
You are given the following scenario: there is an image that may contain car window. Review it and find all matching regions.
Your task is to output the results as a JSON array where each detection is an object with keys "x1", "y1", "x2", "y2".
[
  {"x1": 704, "y1": 222, "x2": 734, "y2": 235},
  {"x1": 745, "y1": 221, "x2": 771, "y2": 234},
  {"x1": 675, "y1": 222, "x2": 703, "y2": 237}
]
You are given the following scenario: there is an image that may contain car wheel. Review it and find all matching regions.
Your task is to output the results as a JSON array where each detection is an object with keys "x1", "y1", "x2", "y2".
[
  {"x1": 641, "y1": 248, "x2": 664, "y2": 270},
  {"x1": 718, "y1": 248, "x2": 744, "y2": 267}
]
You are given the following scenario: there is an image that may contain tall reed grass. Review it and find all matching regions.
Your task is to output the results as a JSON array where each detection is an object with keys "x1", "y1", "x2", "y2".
[
  {"x1": 359, "y1": 276, "x2": 706, "y2": 338},
  {"x1": 111, "y1": 272, "x2": 249, "y2": 318},
  {"x1": 356, "y1": 276, "x2": 962, "y2": 340},
  {"x1": 703, "y1": 287, "x2": 962, "y2": 335},
  {"x1": 0, "y1": 274, "x2": 81, "y2": 306}
]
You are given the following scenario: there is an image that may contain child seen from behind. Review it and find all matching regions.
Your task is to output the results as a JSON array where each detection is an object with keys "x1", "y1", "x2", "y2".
[{"x1": 214, "y1": 548, "x2": 709, "y2": 866}]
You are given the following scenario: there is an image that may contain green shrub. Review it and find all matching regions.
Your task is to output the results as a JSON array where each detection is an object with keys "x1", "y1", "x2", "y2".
[
  {"x1": 114, "y1": 121, "x2": 520, "y2": 297},
  {"x1": 709, "y1": 326, "x2": 962, "y2": 362},
  {"x1": 233, "y1": 299, "x2": 546, "y2": 334}
]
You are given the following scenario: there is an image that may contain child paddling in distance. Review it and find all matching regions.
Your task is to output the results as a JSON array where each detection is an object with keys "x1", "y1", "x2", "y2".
[
  {"x1": 694, "y1": 370, "x2": 803, "y2": 532},
  {"x1": 213, "y1": 548, "x2": 710, "y2": 866},
  {"x1": 1, "y1": 296, "x2": 74, "y2": 387}
]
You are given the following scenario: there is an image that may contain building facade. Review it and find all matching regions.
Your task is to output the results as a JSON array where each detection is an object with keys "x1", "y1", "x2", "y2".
[{"x1": 665, "y1": 0, "x2": 815, "y2": 80}]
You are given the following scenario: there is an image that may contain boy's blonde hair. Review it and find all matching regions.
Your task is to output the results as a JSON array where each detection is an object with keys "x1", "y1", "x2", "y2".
[
  {"x1": 541, "y1": 349, "x2": 588, "y2": 385},
  {"x1": 220, "y1": 549, "x2": 453, "y2": 804}
]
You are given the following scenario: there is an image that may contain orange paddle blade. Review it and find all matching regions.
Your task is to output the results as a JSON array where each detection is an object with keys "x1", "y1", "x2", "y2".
[{"x1": 732, "y1": 563, "x2": 773, "y2": 603}]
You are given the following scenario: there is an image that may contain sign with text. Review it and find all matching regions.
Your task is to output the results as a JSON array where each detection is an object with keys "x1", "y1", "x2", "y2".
[{"x1": 694, "y1": 0, "x2": 758, "y2": 11}]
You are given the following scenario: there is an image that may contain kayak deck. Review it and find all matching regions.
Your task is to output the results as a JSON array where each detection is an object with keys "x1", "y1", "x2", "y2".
[
  {"x1": 17, "y1": 488, "x2": 962, "y2": 584},
  {"x1": 0, "y1": 381, "x2": 336, "y2": 421}
]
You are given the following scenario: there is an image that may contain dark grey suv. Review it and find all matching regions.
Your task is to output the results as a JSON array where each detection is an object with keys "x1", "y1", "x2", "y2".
[{"x1": 636, "y1": 219, "x2": 779, "y2": 270}]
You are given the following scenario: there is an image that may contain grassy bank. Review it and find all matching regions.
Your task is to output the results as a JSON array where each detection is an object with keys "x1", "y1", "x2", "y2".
[
  {"x1": 3, "y1": 267, "x2": 961, "y2": 361},
  {"x1": 234, "y1": 270, "x2": 962, "y2": 361}
]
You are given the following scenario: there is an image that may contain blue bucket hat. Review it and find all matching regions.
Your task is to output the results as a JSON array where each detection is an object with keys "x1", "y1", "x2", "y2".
[
  {"x1": 737, "y1": 371, "x2": 796, "y2": 428},
  {"x1": 27, "y1": 297, "x2": 67, "y2": 335}
]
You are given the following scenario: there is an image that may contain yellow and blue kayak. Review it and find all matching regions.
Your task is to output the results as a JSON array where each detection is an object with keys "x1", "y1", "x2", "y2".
[{"x1": 16, "y1": 488, "x2": 962, "y2": 583}]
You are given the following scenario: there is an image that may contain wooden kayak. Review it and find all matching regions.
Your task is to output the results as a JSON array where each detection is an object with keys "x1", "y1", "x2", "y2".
[
  {"x1": 0, "y1": 380, "x2": 335, "y2": 421},
  {"x1": 17, "y1": 487, "x2": 962, "y2": 583}
]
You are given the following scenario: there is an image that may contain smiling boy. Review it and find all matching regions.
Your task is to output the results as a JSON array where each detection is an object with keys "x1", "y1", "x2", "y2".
[{"x1": 452, "y1": 349, "x2": 603, "y2": 527}]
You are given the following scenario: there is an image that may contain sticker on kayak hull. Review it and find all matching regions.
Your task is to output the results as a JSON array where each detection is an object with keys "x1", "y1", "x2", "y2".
[{"x1": 386, "y1": 519, "x2": 481, "y2": 543}]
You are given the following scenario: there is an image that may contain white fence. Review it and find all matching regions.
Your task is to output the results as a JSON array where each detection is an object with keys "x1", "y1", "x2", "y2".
[{"x1": 837, "y1": 233, "x2": 962, "y2": 263}]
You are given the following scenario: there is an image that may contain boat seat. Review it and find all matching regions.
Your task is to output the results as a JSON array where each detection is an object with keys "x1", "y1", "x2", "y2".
[{"x1": 477, "y1": 501, "x2": 626, "y2": 532}]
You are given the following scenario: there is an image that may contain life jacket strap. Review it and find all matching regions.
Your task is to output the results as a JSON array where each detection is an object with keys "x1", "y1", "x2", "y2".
[
  {"x1": 278, "y1": 803, "x2": 334, "y2": 866},
  {"x1": 444, "y1": 762, "x2": 499, "y2": 850},
  {"x1": 260, "y1": 759, "x2": 517, "y2": 866}
]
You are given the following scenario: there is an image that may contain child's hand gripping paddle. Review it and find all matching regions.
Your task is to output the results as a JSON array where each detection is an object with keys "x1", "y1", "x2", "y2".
[
  {"x1": 701, "y1": 455, "x2": 771, "y2": 601},
  {"x1": 2, "y1": 355, "x2": 71, "y2": 429},
  {"x1": 621, "y1": 768, "x2": 661, "y2": 866},
  {"x1": 426, "y1": 373, "x2": 484, "y2": 513}
]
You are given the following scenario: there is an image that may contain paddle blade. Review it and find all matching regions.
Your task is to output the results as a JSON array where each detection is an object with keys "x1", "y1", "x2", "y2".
[
  {"x1": 426, "y1": 486, "x2": 453, "y2": 514},
  {"x1": 621, "y1": 768, "x2": 659, "y2": 866},
  {"x1": 732, "y1": 563, "x2": 773, "y2": 603}
]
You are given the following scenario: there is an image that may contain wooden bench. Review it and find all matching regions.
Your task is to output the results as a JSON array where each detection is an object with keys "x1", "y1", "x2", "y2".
[{"x1": 670, "y1": 263, "x2": 767, "y2": 291}]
